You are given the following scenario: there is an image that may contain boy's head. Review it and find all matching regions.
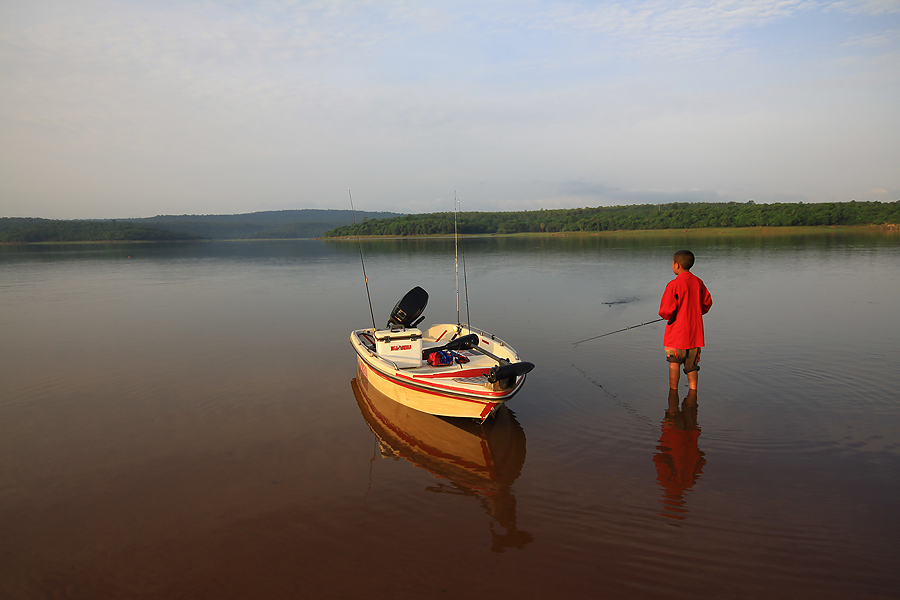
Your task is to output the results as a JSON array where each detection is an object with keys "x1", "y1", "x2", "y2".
[{"x1": 673, "y1": 250, "x2": 695, "y2": 271}]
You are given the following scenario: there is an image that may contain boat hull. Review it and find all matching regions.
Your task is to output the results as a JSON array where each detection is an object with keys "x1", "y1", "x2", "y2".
[{"x1": 351, "y1": 323, "x2": 529, "y2": 420}]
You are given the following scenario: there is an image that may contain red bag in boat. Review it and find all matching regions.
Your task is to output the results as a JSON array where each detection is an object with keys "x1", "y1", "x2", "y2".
[{"x1": 427, "y1": 350, "x2": 453, "y2": 366}]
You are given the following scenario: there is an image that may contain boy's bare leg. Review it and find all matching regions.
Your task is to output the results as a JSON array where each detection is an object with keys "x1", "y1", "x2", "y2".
[
  {"x1": 669, "y1": 362, "x2": 681, "y2": 389},
  {"x1": 687, "y1": 370, "x2": 698, "y2": 390},
  {"x1": 670, "y1": 364, "x2": 699, "y2": 390}
]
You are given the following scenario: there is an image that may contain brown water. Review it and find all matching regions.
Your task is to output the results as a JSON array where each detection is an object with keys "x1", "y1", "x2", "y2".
[{"x1": 1, "y1": 234, "x2": 898, "y2": 599}]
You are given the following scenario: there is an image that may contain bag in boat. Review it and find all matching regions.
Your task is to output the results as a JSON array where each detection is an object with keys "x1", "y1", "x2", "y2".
[{"x1": 427, "y1": 350, "x2": 454, "y2": 366}]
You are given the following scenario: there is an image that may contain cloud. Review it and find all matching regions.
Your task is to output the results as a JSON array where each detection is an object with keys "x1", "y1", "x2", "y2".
[
  {"x1": 525, "y1": 0, "x2": 818, "y2": 60},
  {"x1": 1, "y1": 0, "x2": 898, "y2": 218},
  {"x1": 829, "y1": 0, "x2": 900, "y2": 15}
]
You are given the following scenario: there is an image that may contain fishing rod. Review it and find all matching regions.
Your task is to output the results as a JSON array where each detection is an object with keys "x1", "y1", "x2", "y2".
[
  {"x1": 348, "y1": 188, "x2": 376, "y2": 330},
  {"x1": 454, "y1": 192, "x2": 471, "y2": 327},
  {"x1": 572, "y1": 318, "x2": 665, "y2": 346},
  {"x1": 461, "y1": 230, "x2": 471, "y2": 327},
  {"x1": 454, "y1": 192, "x2": 460, "y2": 326}
]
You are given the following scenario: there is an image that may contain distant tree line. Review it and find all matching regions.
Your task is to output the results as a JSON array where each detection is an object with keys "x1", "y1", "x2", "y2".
[
  {"x1": 0, "y1": 209, "x2": 402, "y2": 242},
  {"x1": 324, "y1": 201, "x2": 900, "y2": 237},
  {"x1": 0, "y1": 218, "x2": 200, "y2": 243},
  {"x1": 130, "y1": 209, "x2": 400, "y2": 239},
  {"x1": 5, "y1": 203, "x2": 898, "y2": 242}
]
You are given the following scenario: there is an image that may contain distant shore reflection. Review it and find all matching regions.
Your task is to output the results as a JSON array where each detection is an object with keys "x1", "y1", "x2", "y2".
[
  {"x1": 653, "y1": 389, "x2": 706, "y2": 523},
  {"x1": 351, "y1": 378, "x2": 533, "y2": 552}
]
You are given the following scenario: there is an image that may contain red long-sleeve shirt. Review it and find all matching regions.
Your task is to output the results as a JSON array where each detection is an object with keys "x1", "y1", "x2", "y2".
[{"x1": 658, "y1": 271, "x2": 712, "y2": 349}]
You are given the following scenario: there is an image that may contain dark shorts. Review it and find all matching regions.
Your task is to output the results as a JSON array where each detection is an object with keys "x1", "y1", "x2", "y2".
[{"x1": 665, "y1": 347, "x2": 701, "y2": 373}]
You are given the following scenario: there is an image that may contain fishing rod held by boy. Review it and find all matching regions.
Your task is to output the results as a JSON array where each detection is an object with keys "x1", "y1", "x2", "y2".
[{"x1": 572, "y1": 318, "x2": 665, "y2": 346}]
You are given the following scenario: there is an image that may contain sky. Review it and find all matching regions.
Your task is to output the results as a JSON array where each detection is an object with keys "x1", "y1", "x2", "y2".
[{"x1": 1, "y1": 0, "x2": 898, "y2": 219}]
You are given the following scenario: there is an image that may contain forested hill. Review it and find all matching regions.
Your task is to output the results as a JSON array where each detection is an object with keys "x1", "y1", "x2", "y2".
[
  {"x1": 324, "y1": 201, "x2": 900, "y2": 237},
  {"x1": 0, "y1": 209, "x2": 401, "y2": 243},
  {"x1": 128, "y1": 209, "x2": 401, "y2": 239},
  {"x1": 0, "y1": 218, "x2": 202, "y2": 243}
]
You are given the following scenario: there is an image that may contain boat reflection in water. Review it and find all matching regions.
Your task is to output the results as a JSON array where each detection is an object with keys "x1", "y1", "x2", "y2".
[
  {"x1": 653, "y1": 389, "x2": 706, "y2": 523},
  {"x1": 351, "y1": 373, "x2": 533, "y2": 552}
]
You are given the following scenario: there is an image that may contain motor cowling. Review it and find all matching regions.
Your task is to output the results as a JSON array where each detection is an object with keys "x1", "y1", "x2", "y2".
[{"x1": 388, "y1": 286, "x2": 428, "y2": 329}]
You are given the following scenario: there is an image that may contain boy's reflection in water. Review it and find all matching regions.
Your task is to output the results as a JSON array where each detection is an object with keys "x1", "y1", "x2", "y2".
[{"x1": 653, "y1": 389, "x2": 706, "y2": 522}]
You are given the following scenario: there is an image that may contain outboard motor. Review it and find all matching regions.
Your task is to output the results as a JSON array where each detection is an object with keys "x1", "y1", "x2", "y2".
[{"x1": 387, "y1": 286, "x2": 428, "y2": 329}]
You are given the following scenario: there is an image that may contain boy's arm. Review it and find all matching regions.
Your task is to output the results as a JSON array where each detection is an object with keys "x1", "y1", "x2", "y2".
[
  {"x1": 700, "y1": 285, "x2": 712, "y2": 315},
  {"x1": 659, "y1": 283, "x2": 678, "y2": 321}
]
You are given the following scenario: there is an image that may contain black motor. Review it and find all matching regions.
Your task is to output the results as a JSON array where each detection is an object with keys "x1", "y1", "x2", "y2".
[
  {"x1": 387, "y1": 286, "x2": 428, "y2": 329},
  {"x1": 488, "y1": 361, "x2": 536, "y2": 390}
]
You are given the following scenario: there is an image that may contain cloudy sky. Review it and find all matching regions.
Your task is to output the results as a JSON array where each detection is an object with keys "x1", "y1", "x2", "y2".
[{"x1": 1, "y1": 0, "x2": 898, "y2": 218}]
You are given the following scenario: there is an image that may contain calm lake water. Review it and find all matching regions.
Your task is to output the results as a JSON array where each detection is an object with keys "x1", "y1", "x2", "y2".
[{"x1": 2, "y1": 231, "x2": 899, "y2": 599}]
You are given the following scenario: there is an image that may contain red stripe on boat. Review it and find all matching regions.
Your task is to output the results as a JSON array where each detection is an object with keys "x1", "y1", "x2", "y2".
[
  {"x1": 413, "y1": 368, "x2": 490, "y2": 379},
  {"x1": 368, "y1": 365, "x2": 495, "y2": 404},
  {"x1": 480, "y1": 403, "x2": 496, "y2": 420},
  {"x1": 394, "y1": 371, "x2": 510, "y2": 399}
]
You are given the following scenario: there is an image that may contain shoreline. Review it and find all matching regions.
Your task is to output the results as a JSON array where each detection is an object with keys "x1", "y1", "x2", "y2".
[
  {"x1": 323, "y1": 224, "x2": 899, "y2": 241},
  {"x1": 2, "y1": 224, "x2": 897, "y2": 245}
]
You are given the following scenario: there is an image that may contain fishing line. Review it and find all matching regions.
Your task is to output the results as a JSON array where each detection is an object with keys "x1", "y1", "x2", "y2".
[
  {"x1": 571, "y1": 364, "x2": 655, "y2": 428},
  {"x1": 349, "y1": 188, "x2": 376, "y2": 330}
]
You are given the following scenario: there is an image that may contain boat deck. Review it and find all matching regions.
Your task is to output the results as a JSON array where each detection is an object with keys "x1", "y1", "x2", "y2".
[{"x1": 352, "y1": 325, "x2": 516, "y2": 376}]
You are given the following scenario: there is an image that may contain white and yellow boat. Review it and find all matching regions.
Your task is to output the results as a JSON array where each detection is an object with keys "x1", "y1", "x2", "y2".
[{"x1": 350, "y1": 286, "x2": 534, "y2": 421}]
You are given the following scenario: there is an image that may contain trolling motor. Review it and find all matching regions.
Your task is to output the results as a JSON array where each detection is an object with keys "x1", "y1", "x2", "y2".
[{"x1": 488, "y1": 361, "x2": 536, "y2": 390}]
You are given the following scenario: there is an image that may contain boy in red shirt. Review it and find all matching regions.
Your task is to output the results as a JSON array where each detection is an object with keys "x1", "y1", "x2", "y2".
[{"x1": 658, "y1": 250, "x2": 712, "y2": 391}]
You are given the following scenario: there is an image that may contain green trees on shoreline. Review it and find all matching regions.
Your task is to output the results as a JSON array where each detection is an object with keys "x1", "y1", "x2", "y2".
[
  {"x1": 324, "y1": 201, "x2": 900, "y2": 237},
  {"x1": 4, "y1": 201, "x2": 898, "y2": 242},
  {"x1": 0, "y1": 209, "x2": 399, "y2": 243},
  {"x1": 0, "y1": 219, "x2": 200, "y2": 243}
]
